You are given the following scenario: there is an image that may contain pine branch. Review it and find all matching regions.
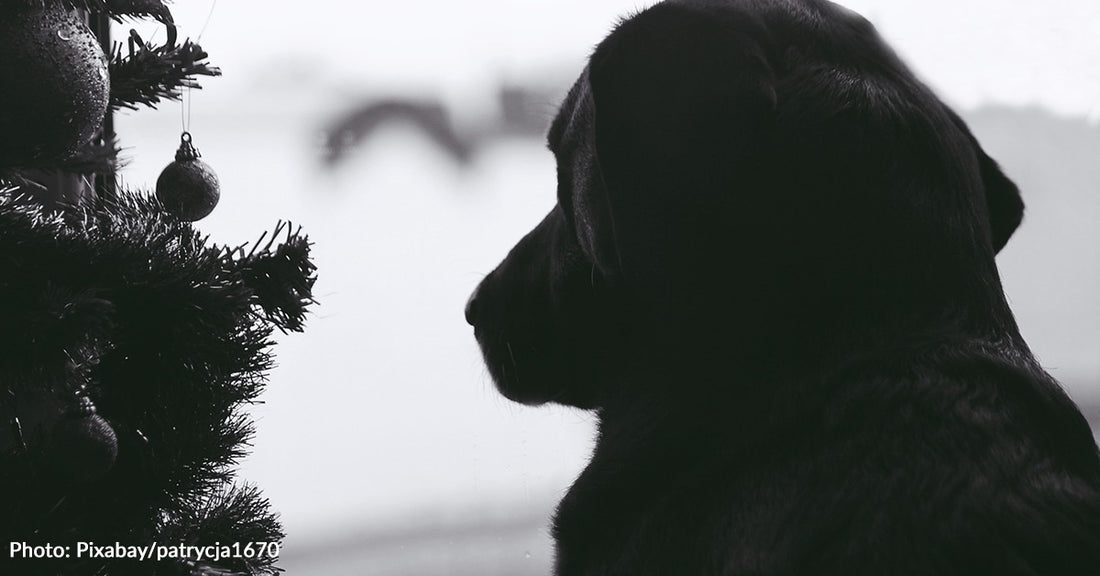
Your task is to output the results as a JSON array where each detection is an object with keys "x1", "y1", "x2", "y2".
[
  {"x1": 110, "y1": 30, "x2": 222, "y2": 111},
  {"x1": 233, "y1": 222, "x2": 318, "y2": 334},
  {"x1": 158, "y1": 484, "x2": 285, "y2": 576},
  {"x1": 56, "y1": 137, "x2": 124, "y2": 175},
  {"x1": 103, "y1": 0, "x2": 174, "y2": 25},
  {"x1": 0, "y1": 171, "x2": 44, "y2": 194},
  {"x1": 0, "y1": 139, "x2": 122, "y2": 196},
  {"x1": 0, "y1": 191, "x2": 312, "y2": 575}
]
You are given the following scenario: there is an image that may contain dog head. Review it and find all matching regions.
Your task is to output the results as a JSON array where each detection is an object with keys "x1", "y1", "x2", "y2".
[{"x1": 466, "y1": 0, "x2": 1024, "y2": 409}]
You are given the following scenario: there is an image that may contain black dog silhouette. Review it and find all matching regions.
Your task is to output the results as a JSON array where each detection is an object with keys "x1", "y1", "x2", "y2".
[{"x1": 465, "y1": 0, "x2": 1100, "y2": 573}]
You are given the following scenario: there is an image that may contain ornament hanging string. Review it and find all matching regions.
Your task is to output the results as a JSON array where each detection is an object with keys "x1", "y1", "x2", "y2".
[
  {"x1": 180, "y1": 0, "x2": 218, "y2": 134},
  {"x1": 180, "y1": 87, "x2": 190, "y2": 134},
  {"x1": 162, "y1": 0, "x2": 221, "y2": 222},
  {"x1": 198, "y1": 0, "x2": 219, "y2": 41}
]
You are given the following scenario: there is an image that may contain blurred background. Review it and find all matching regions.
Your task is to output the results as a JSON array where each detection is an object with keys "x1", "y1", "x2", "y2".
[{"x1": 113, "y1": 1, "x2": 1099, "y2": 573}]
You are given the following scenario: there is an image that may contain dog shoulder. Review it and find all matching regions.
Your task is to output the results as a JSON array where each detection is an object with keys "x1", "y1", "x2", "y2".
[
  {"x1": 552, "y1": 354, "x2": 1100, "y2": 576},
  {"x1": 803, "y1": 354, "x2": 1100, "y2": 574}
]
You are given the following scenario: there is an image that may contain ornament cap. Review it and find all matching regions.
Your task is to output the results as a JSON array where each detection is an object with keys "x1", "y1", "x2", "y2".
[{"x1": 175, "y1": 131, "x2": 202, "y2": 161}]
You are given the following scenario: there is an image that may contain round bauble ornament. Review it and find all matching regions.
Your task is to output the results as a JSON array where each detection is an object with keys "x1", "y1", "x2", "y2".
[
  {"x1": 156, "y1": 132, "x2": 221, "y2": 221},
  {"x1": 0, "y1": 2, "x2": 110, "y2": 167},
  {"x1": 43, "y1": 396, "x2": 118, "y2": 484}
]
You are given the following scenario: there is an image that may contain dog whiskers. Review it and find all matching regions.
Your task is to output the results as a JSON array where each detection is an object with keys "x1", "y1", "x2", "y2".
[
  {"x1": 505, "y1": 340, "x2": 520, "y2": 386},
  {"x1": 506, "y1": 341, "x2": 518, "y2": 368}
]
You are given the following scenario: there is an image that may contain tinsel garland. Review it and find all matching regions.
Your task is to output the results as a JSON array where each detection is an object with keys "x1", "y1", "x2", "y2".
[{"x1": 0, "y1": 189, "x2": 316, "y2": 575}]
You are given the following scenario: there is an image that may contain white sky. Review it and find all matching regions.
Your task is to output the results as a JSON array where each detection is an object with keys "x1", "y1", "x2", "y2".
[{"x1": 158, "y1": 0, "x2": 1100, "y2": 118}]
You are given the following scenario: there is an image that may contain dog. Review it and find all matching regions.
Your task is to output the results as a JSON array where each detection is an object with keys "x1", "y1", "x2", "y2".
[{"x1": 465, "y1": 0, "x2": 1100, "y2": 573}]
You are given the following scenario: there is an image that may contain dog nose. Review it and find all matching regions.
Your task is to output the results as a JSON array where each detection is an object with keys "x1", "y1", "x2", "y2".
[{"x1": 465, "y1": 287, "x2": 480, "y2": 326}]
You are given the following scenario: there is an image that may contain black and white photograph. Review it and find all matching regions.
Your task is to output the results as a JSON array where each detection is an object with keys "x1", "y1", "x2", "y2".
[{"x1": 1, "y1": 0, "x2": 1098, "y2": 574}]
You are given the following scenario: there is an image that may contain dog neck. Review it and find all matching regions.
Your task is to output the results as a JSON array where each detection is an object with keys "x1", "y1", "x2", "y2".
[{"x1": 553, "y1": 335, "x2": 1053, "y2": 574}]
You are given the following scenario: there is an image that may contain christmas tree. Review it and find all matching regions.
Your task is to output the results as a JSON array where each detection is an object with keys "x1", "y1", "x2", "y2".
[{"x1": 0, "y1": 1, "x2": 316, "y2": 574}]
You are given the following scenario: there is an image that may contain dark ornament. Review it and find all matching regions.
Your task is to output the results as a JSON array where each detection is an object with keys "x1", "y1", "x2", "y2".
[
  {"x1": 156, "y1": 132, "x2": 221, "y2": 221},
  {"x1": 44, "y1": 395, "x2": 118, "y2": 484},
  {"x1": 0, "y1": 2, "x2": 110, "y2": 167}
]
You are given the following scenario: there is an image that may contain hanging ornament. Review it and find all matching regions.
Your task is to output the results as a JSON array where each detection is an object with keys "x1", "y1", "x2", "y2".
[
  {"x1": 156, "y1": 132, "x2": 221, "y2": 221},
  {"x1": 0, "y1": 1, "x2": 110, "y2": 167},
  {"x1": 43, "y1": 388, "x2": 118, "y2": 484}
]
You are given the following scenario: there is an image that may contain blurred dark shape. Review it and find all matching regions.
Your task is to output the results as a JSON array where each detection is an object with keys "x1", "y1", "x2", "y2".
[
  {"x1": 320, "y1": 81, "x2": 563, "y2": 170},
  {"x1": 321, "y1": 100, "x2": 472, "y2": 168},
  {"x1": 499, "y1": 84, "x2": 557, "y2": 136}
]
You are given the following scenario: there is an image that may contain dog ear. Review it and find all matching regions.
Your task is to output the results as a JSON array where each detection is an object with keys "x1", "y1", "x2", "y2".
[
  {"x1": 584, "y1": 3, "x2": 777, "y2": 292},
  {"x1": 943, "y1": 107, "x2": 1024, "y2": 253}
]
